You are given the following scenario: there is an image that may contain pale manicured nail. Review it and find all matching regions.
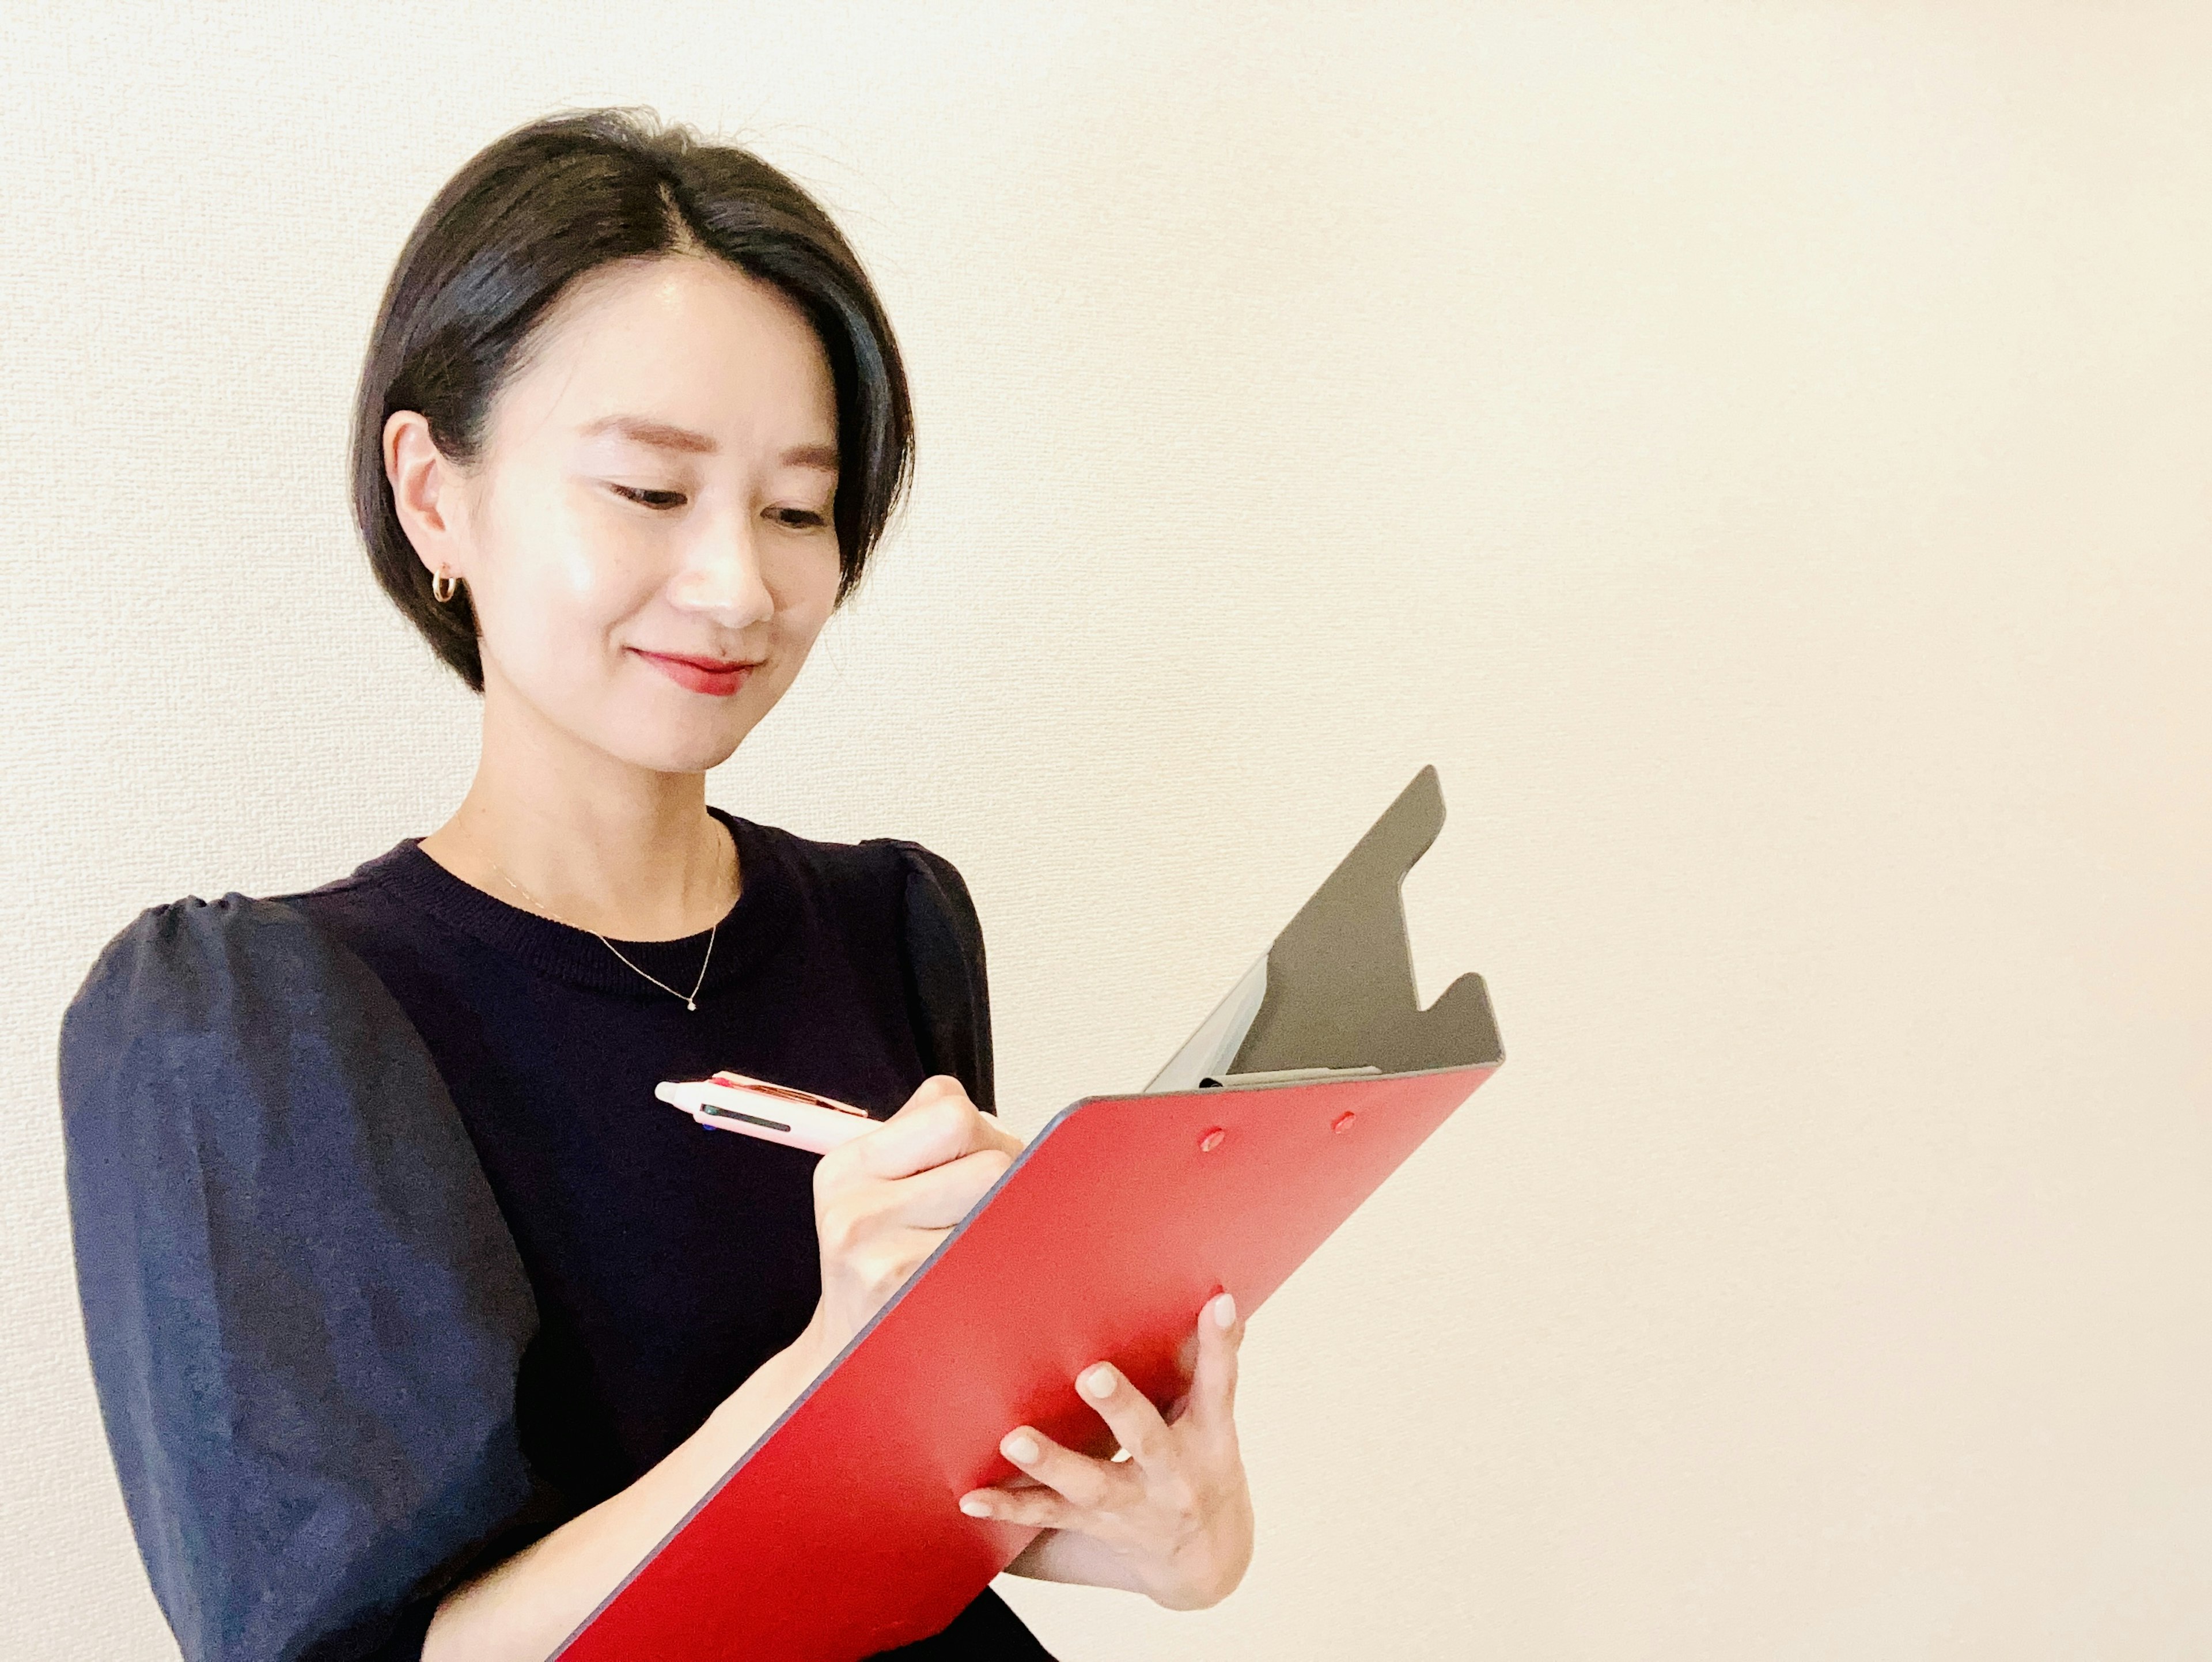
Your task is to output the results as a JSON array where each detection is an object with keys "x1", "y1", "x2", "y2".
[
  {"x1": 960, "y1": 1495, "x2": 992, "y2": 1517},
  {"x1": 1003, "y1": 1431, "x2": 1040, "y2": 1463},
  {"x1": 1081, "y1": 1364, "x2": 1118, "y2": 1399},
  {"x1": 1212, "y1": 1292, "x2": 1237, "y2": 1330}
]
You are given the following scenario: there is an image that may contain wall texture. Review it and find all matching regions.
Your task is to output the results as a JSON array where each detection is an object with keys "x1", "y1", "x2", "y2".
[{"x1": 3, "y1": 3, "x2": 2207, "y2": 1656}]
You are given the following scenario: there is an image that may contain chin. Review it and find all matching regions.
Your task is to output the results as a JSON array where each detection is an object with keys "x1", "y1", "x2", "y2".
[
  {"x1": 611, "y1": 725, "x2": 754, "y2": 775},
  {"x1": 575, "y1": 695, "x2": 759, "y2": 774}
]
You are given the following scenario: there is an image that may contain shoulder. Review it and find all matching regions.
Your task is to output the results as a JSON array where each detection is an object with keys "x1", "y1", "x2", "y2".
[
  {"x1": 56, "y1": 891, "x2": 503, "y2": 1243},
  {"x1": 733, "y1": 816, "x2": 986, "y2": 945},
  {"x1": 63, "y1": 894, "x2": 335, "y2": 1078},
  {"x1": 59, "y1": 888, "x2": 536, "y2": 1415},
  {"x1": 62, "y1": 894, "x2": 381, "y2": 1096},
  {"x1": 734, "y1": 817, "x2": 996, "y2": 1106},
  {"x1": 63, "y1": 824, "x2": 450, "y2": 1067}
]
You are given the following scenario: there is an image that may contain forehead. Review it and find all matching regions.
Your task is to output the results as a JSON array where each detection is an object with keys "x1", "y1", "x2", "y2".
[{"x1": 497, "y1": 253, "x2": 837, "y2": 445}]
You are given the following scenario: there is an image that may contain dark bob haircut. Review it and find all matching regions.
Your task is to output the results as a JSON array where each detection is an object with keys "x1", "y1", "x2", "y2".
[{"x1": 350, "y1": 108, "x2": 914, "y2": 692}]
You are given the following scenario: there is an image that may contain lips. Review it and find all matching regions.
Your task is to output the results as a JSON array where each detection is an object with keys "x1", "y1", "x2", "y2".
[{"x1": 630, "y1": 648, "x2": 760, "y2": 698}]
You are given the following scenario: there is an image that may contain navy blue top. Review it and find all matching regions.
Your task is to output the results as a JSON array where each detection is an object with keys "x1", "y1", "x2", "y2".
[{"x1": 58, "y1": 809, "x2": 1052, "y2": 1662}]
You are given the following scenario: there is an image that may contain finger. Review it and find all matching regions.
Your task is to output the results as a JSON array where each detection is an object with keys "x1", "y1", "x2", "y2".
[
  {"x1": 1190, "y1": 1291, "x2": 1243, "y2": 1437},
  {"x1": 958, "y1": 1481, "x2": 1080, "y2": 1531},
  {"x1": 1073, "y1": 1361, "x2": 1176, "y2": 1471},
  {"x1": 895, "y1": 1074, "x2": 1026, "y2": 1159},
  {"x1": 859, "y1": 1078, "x2": 978, "y2": 1178},
  {"x1": 995, "y1": 1422, "x2": 1122, "y2": 1512},
  {"x1": 888, "y1": 1074, "x2": 968, "y2": 1120},
  {"x1": 860, "y1": 1079, "x2": 1024, "y2": 1178},
  {"x1": 878, "y1": 1146, "x2": 1014, "y2": 1229}
]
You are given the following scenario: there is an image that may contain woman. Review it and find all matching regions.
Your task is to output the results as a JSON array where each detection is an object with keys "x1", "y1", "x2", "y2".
[{"x1": 58, "y1": 109, "x2": 1254, "y2": 1662}]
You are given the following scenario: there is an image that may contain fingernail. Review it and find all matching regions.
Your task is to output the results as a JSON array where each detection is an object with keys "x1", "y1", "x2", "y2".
[
  {"x1": 1212, "y1": 1292, "x2": 1237, "y2": 1330},
  {"x1": 960, "y1": 1495, "x2": 991, "y2": 1517},
  {"x1": 1003, "y1": 1431, "x2": 1040, "y2": 1463},
  {"x1": 1081, "y1": 1364, "x2": 1118, "y2": 1399}
]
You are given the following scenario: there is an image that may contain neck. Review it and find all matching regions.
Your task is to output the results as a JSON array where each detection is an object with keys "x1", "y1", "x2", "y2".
[{"x1": 419, "y1": 683, "x2": 737, "y2": 942}]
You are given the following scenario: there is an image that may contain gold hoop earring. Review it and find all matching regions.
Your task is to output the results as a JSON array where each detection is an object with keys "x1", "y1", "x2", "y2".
[{"x1": 432, "y1": 568, "x2": 459, "y2": 604}]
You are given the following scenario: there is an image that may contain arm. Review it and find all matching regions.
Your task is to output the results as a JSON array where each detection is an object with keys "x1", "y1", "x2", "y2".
[
  {"x1": 422, "y1": 1316, "x2": 835, "y2": 1657},
  {"x1": 61, "y1": 894, "x2": 1022, "y2": 1662},
  {"x1": 425, "y1": 1076, "x2": 1023, "y2": 1660},
  {"x1": 59, "y1": 898, "x2": 545, "y2": 1662}
]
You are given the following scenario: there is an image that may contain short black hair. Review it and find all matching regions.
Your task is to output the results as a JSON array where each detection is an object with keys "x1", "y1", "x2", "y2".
[{"x1": 350, "y1": 108, "x2": 915, "y2": 692}]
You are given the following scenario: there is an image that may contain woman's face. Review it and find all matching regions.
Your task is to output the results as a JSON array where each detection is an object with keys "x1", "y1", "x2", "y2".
[{"x1": 399, "y1": 253, "x2": 846, "y2": 774}]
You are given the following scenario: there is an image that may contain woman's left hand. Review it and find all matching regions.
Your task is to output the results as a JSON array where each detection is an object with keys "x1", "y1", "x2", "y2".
[{"x1": 958, "y1": 1292, "x2": 1255, "y2": 1610}]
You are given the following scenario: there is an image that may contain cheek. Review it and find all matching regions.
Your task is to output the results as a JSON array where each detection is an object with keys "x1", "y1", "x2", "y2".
[
  {"x1": 484, "y1": 496, "x2": 658, "y2": 670},
  {"x1": 767, "y1": 552, "x2": 843, "y2": 652}
]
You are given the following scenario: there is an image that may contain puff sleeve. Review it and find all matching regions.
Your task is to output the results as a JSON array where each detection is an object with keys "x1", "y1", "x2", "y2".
[
  {"x1": 886, "y1": 841, "x2": 997, "y2": 1115},
  {"x1": 58, "y1": 894, "x2": 548, "y2": 1662}
]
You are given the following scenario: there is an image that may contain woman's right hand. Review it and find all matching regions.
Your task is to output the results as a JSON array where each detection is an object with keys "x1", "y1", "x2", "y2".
[{"x1": 801, "y1": 1074, "x2": 1024, "y2": 1358}]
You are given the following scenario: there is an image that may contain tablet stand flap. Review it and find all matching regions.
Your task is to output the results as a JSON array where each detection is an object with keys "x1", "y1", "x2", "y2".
[{"x1": 1229, "y1": 765, "x2": 1503, "y2": 1077}]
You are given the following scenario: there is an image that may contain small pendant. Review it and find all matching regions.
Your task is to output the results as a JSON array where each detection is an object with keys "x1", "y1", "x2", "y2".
[{"x1": 686, "y1": 999, "x2": 698, "y2": 1012}]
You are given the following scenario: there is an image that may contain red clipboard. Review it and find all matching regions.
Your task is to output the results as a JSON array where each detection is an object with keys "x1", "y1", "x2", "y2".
[{"x1": 555, "y1": 767, "x2": 1505, "y2": 1660}]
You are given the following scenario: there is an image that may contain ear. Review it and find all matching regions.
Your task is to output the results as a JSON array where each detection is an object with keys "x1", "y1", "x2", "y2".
[{"x1": 384, "y1": 410, "x2": 470, "y2": 583}]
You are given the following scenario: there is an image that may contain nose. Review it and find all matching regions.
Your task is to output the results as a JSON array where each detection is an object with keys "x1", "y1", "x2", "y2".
[{"x1": 670, "y1": 509, "x2": 775, "y2": 630}]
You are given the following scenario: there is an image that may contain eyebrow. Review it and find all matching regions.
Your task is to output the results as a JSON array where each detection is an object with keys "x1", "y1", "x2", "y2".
[{"x1": 578, "y1": 415, "x2": 838, "y2": 471}]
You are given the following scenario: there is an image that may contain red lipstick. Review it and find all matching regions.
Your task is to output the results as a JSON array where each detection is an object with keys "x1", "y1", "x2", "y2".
[{"x1": 631, "y1": 648, "x2": 758, "y2": 698}]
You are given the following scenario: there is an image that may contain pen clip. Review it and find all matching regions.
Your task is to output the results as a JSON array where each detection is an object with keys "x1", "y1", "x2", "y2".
[{"x1": 707, "y1": 1070, "x2": 874, "y2": 1119}]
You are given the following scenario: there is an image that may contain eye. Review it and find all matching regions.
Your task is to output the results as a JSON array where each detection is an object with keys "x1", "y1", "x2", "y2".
[
  {"x1": 769, "y1": 506, "x2": 831, "y2": 529},
  {"x1": 609, "y1": 484, "x2": 687, "y2": 510}
]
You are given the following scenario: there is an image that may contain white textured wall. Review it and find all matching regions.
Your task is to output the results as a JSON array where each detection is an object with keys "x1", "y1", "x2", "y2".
[{"x1": 5, "y1": 4, "x2": 2209, "y2": 1656}]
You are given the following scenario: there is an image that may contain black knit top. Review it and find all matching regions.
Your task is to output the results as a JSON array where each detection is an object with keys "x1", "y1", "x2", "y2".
[{"x1": 58, "y1": 808, "x2": 1051, "y2": 1661}]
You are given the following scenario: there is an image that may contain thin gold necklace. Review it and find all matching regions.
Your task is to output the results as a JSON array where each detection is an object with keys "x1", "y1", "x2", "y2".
[{"x1": 485, "y1": 835, "x2": 728, "y2": 1013}]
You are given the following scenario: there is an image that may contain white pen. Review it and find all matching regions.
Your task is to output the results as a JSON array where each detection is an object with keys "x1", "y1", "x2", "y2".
[{"x1": 655, "y1": 1069, "x2": 881, "y2": 1156}]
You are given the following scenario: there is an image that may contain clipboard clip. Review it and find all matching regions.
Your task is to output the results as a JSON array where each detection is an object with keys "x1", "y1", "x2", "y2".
[
  {"x1": 1147, "y1": 765, "x2": 1503, "y2": 1091},
  {"x1": 1196, "y1": 1065, "x2": 1383, "y2": 1089}
]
